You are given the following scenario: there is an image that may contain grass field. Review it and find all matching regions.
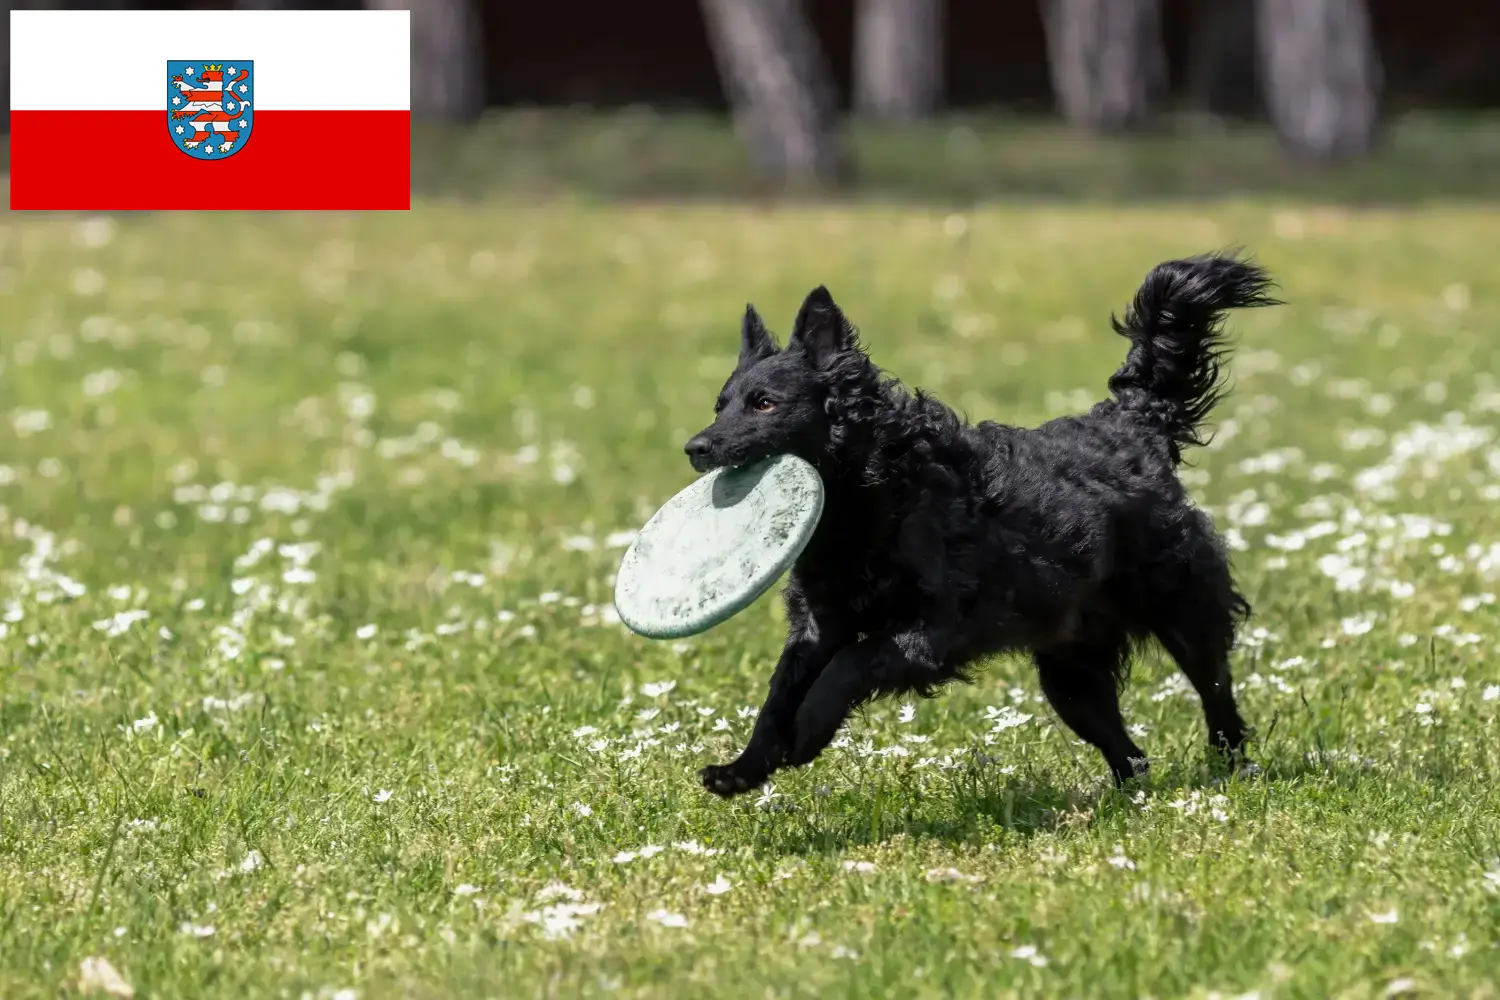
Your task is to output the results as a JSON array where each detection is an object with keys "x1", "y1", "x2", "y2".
[{"x1": 4, "y1": 120, "x2": 1500, "y2": 998}]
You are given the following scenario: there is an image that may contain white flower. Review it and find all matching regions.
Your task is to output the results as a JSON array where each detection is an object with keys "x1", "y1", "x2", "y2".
[
  {"x1": 523, "y1": 899, "x2": 600, "y2": 939},
  {"x1": 898, "y1": 703, "x2": 915, "y2": 723},
  {"x1": 372, "y1": 789, "x2": 393, "y2": 804},
  {"x1": 673, "y1": 840, "x2": 718, "y2": 856},
  {"x1": 77, "y1": 956, "x2": 134, "y2": 997},
  {"x1": 641, "y1": 680, "x2": 677, "y2": 698},
  {"x1": 178, "y1": 922, "x2": 215, "y2": 937},
  {"x1": 612, "y1": 851, "x2": 637, "y2": 864},
  {"x1": 1483, "y1": 685, "x2": 1499, "y2": 702},
  {"x1": 985, "y1": 705, "x2": 1034, "y2": 731},
  {"x1": 94, "y1": 609, "x2": 149, "y2": 637},
  {"x1": 238, "y1": 850, "x2": 264, "y2": 873},
  {"x1": 202, "y1": 693, "x2": 257, "y2": 713},
  {"x1": 702, "y1": 875, "x2": 733, "y2": 896},
  {"x1": 572, "y1": 801, "x2": 593, "y2": 818},
  {"x1": 648, "y1": 909, "x2": 688, "y2": 928},
  {"x1": 535, "y1": 882, "x2": 583, "y2": 903},
  {"x1": 841, "y1": 860, "x2": 875, "y2": 874},
  {"x1": 130, "y1": 712, "x2": 159, "y2": 734},
  {"x1": 453, "y1": 883, "x2": 481, "y2": 896},
  {"x1": 1384, "y1": 978, "x2": 1417, "y2": 997},
  {"x1": 572, "y1": 725, "x2": 598, "y2": 738},
  {"x1": 11, "y1": 408, "x2": 52, "y2": 436},
  {"x1": 1010, "y1": 944, "x2": 1050, "y2": 967},
  {"x1": 1369, "y1": 908, "x2": 1399, "y2": 924},
  {"x1": 1107, "y1": 846, "x2": 1136, "y2": 870},
  {"x1": 355, "y1": 624, "x2": 377, "y2": 640}
]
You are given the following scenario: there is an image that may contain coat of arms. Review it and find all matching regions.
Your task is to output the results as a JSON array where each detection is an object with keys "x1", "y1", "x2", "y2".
[{"x1": 167, "y1": 60, "x2": 254, "y2": 159}]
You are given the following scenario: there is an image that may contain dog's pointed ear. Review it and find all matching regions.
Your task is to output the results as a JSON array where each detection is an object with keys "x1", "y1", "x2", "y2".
[
  {"x1": 789, "y1": 286, "x2": 856, "y2": 369},
  {"x1": 738, "y1": 303, "x2": 777, "y2": 367}
]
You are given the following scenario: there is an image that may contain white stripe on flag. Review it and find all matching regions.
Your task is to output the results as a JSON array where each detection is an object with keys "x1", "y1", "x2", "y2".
[{"x1": 10, "y1": 9, "x2": 410, "y2": 112}]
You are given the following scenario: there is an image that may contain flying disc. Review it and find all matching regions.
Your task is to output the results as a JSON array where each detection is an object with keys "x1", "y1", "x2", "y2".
[{"x1": 614, "y1": 454, "x2": 824, "y2": 639}]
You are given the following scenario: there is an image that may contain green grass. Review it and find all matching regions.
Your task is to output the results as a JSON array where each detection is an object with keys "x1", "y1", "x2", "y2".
[
  {"x1": 4, "y1": 140, "x2": 1500, "y2": 998},
  {"x1": 400, "y1": 110, "x2": 1500, "y2": 204}
]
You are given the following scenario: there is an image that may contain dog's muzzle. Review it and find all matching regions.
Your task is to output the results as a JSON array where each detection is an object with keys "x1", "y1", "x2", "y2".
[{"x1": 684, "y1": 434, "x2": 717, "y2": 473}]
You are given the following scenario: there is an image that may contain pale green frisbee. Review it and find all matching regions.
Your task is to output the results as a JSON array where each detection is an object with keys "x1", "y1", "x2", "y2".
[{"x1": 614, "y1": 454, "x2": 825, "y2": 639}]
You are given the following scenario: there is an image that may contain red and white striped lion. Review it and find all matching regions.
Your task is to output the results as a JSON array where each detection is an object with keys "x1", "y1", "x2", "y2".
[{"x1": 170, "y1": 65, "x2": 251, "y2": 152}]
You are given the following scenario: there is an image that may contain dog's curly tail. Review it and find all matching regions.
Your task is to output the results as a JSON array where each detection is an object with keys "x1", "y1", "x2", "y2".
[{"x1": 1107, "y1": 252, "x2": 1280, "y2": 462}]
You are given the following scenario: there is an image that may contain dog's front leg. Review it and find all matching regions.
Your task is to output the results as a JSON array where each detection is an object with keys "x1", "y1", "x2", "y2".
[
  {"x1": 700, "y1": 631, "x2": 836, "y2": 798},
  {"x1": 785, "y1": 627, "x2": 944, "y2": 769}
]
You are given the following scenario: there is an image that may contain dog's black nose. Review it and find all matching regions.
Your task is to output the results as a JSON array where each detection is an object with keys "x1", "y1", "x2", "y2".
[{"x1": 684, "y1": 435, "x2": 713, "y2": 463}]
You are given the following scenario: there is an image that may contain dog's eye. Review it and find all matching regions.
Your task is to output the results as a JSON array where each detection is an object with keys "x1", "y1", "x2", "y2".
[{"x1": 752, "y1": 396, "x2": 777, "y2": 413}]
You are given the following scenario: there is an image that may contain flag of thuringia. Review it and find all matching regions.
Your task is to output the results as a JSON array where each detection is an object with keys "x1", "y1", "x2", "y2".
[{"x1": 9, "y1": 9, "x2": 410, "y2": 210}]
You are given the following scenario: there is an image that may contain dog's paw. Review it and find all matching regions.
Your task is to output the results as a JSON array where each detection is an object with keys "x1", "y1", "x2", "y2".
[{"x1": 698, "y1": 762, "x2": 765, "y2": 799}]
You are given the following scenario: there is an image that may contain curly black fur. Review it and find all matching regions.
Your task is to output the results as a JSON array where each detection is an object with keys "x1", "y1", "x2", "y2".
[{"x1": 683, "y1": 253, "x2": 1281, "y2": 797}]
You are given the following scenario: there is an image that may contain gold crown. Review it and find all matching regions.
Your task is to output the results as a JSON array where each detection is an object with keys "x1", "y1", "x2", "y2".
[{"x1": 206, "y1": 63, "x2": 223, "y2": 72}]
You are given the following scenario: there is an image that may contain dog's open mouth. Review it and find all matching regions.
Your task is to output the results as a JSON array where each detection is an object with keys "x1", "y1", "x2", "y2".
[{"x1": 690, "y1": 447, "x2": 754, "y2": 474}]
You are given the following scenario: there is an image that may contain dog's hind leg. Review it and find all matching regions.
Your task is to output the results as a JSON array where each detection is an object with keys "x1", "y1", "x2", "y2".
[
  {"x1": 1155, "y1": 621, "x2": 1251, "y2": 765},
  {"x1": 1034, "y1": 641, "x2": 1147, "y2": 786},
  {"x1": 1149, "y1": 526, "x2": 1253, "y2": 767}
]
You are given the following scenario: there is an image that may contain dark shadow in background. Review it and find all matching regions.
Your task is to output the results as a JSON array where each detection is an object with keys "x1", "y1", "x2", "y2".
[{"x1": 482, "y1": 0, "x2": 1500, "y2": 113}]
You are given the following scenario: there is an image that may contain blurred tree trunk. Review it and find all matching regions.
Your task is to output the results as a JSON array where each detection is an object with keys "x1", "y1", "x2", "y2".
[
  {"x1": 1256, "y1": 0, "x2": 1381, "y2": 159},
  {"x1": 699, "y1": 0, "x2": 844, "y2": 188},
  {"x1": 1042, "y1": 0, "x2": 1166, "y2": 132},
  {"x1": 368, "y1": 0, "x2": 484, "y2": 122},
  {"x1": 1186, "y1": 0, "x2": 1261, "y2": 118},
  {"x1": 854, "y1": 0, "x2": 944, "y2": 121},
  {"x1": 1, "y1": 4, "x2": 11, "y2": 135}
]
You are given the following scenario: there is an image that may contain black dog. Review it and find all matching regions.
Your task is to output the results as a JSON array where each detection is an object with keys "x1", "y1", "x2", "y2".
[{"x1": 684, "y1": 253, "x2": 1279, "y2": 796}]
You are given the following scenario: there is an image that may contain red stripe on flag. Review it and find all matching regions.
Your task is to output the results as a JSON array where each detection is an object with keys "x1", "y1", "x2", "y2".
[{"x1": 9, "y1": 110, "x2": 410, "y2": 210}]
